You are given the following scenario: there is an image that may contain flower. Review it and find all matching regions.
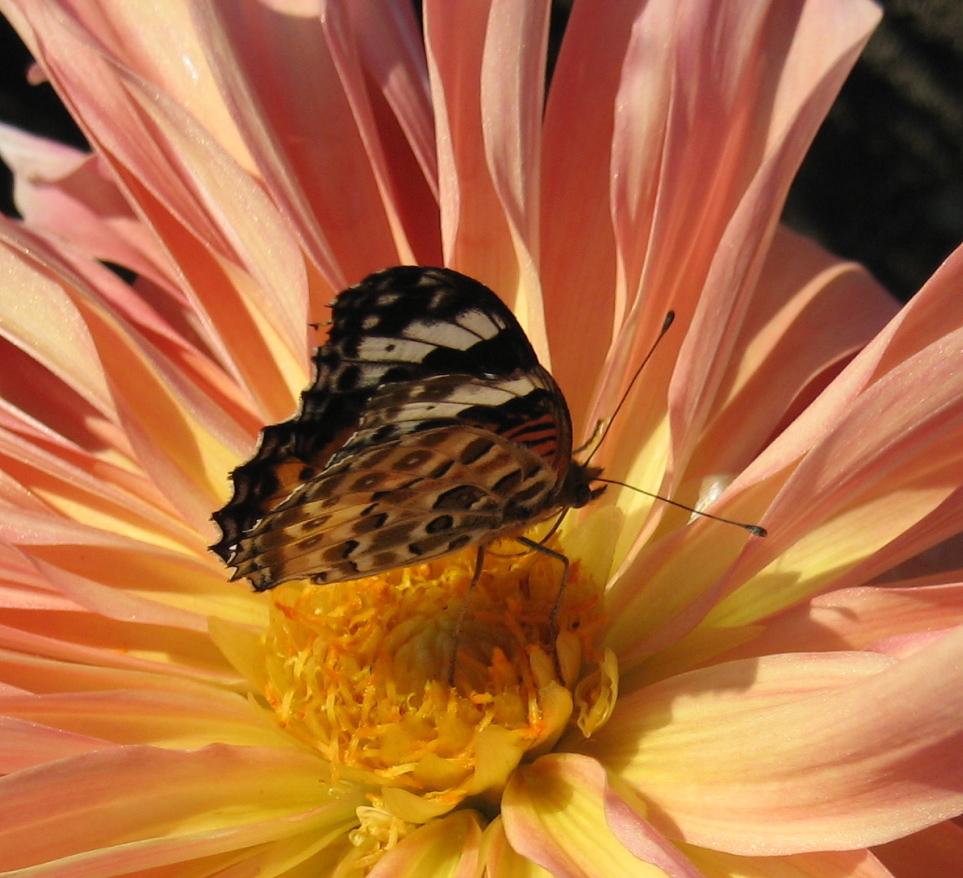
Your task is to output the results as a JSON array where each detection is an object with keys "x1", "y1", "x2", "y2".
[{"x1": 1, "y1": 0, "x2": 963, "y2": 876}]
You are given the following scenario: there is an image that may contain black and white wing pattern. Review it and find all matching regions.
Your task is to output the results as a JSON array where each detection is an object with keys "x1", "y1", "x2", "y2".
[{"x1": 211, "y1": 265, "x2": 602, "y2": 591}]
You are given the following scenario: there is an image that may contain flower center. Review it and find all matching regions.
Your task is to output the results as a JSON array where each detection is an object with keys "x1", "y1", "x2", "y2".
[{"x1": 258, "y1": 537, "x2": 614, "y2": 820}]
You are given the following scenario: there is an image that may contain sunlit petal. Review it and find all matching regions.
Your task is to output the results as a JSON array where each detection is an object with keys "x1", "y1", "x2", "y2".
[{"x1": 590, "y1": 631, "x2": 963, "y2": 854}]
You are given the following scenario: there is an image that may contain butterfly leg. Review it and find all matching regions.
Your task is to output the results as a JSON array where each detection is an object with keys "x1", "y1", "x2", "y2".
[
  {"x1": 448, "y1": 545, "x2": 486, "y2": 685},
  {"x1": 515, "y1": 535, "x2": 570, "y2": 637}
]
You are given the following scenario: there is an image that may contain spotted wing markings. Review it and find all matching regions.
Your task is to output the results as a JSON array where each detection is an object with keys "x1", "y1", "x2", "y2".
[
  {"x1": 231, "y1": 426, "x2": 556, "y2": 590},
  {"x1": 325, "y1": 372, "x2": 568, "y2": 470},
  {"x1": 212, "y1": 265, "x2": 600, "y2": 592}
]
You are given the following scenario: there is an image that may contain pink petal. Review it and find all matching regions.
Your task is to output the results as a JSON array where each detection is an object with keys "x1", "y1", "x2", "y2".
[
  {"x1": 11, "y1": 0, "x2": 250, "y2": 165},
  {"x1": 0, "y1": 220, "x2": 114, "y2": 418},
  {"x1": 602, "y1": 231, "x2": 897, "y2": 663},
  {"x1": 319, "y1": 0, "x2": 441, "y2": 264},
  {"x1": 681, "y1": 227, "x2": 897, "y2": 487},
  {"x1": 665, "y1": 0, "x2": 881, "y2": 468},
  {"x1": 0, "y1": 644, "x2": 237, "y2": 697},
  {"x1": 0, "y1": 611, "x2": 236, "y2": 688},
  {"x1": 424, "y1": 0, "x2": 550, "y2": 336},
  {"x1": 196, "y1": 1, "x2": 414, "y2": 285},
  {"x1": 503, "y1": 753, "x2": 706, "y2": 877},
  {"x1": 600, "y1": 243, "x2": 963, "y2": 669},
  {"x1": 0, "y1": 220, "x2": 259, "y2": 530},
  {"x1": 587, "y1": 0, "x2": 880, "y2": 452},
  {"x1": 540, "y1": 0, "x2": 643, "y2": 425},
  {"x1": 587, "y1": 630, "x2": 963, "y2": 854},
  {"x1": 0, "y1": 744, "x2": 363, "y2": 872},
  {"x1": 0, "y1": 122, "x2": 170, "y2": 283},
  {"x1": 0, "y1": 407, "x2": 207, "y2": 556},
  {"x1": 478, "y1": 0, "x2": 551, "y2": 354},
  {"x1": 7, "y1": 0, "x2": 311, "y2": 407}
]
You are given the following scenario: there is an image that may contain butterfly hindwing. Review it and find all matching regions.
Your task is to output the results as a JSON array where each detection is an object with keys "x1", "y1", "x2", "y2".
[
  {"x1": 231, "y1": 425, "x2": 558, "y2": 589},
  {"x1": 212, "y1": 266, "x2": 601, "y2": 589}
]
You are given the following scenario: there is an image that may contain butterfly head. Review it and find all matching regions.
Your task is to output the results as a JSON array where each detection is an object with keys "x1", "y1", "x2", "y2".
[{"x1": 563, "y1": 461, "x2": 606, "y2": 509}]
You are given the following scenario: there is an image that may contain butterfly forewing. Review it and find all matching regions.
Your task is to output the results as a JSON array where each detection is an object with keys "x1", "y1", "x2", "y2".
[{"x1": 212, "y1": 266, "x2": 601, "y2": 590}]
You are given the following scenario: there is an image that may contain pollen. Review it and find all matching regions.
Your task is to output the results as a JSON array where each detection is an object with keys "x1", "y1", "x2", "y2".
[{"x1": 258, "y1": 538, "x2": 613, "y2": 821}]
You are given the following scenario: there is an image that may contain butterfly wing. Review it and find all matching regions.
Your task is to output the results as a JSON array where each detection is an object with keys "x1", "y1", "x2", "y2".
[
  {"x1": 227, "y1": 368, "x2": 576, "y2": 589},
  {"x1": 230, "y1": 422, "x2": 563, "y2": 590},
  {"x1": 212, "y1": 266, "x2": 577, "y2": 584}
]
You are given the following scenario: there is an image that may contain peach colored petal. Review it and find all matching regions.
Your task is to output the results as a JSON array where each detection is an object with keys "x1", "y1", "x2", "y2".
[
  {"x1": 0, "y1": 122, "x2": 171, "y2": 283},
  {"x1": 0, "y1": 716, "x2": 114, "y2": 772},
  {"x1": 323, "y1": 0, "x2": 437, "y2": 191},
  {"x1": 0, "y1": 347, "x2": 125, "y2": 468},
  {"x1": 682, "y1": 227, "x2": 897, "y2": 486},
  {"x1": 318, "y1": 0, "x2": 440, "y2": 269},
  {"x1": 0, "y1": 418, "x2": 203, "y2": 557},
  {"x1": 195, "y1": 0, "x2": 414, "y2": 286},
  {"x1": 601, "y1": 233, "x2": 896, "y2": 662},
  {"x1": 602, "y1": 244, "x2": 963, "y2": 659},
  {"x1": 565, "y1": 0, "x2": 886, "y2": 620},
  {"x1": 0, "y1": 543, "x2": 85, "y2": 613},
  {"x1": 0, "y1": 226, "x2": 251, "y2": 531},
  {"x1": 5, "y1": 1, "x2": 310, "y2": 414},
  {"x1": 588, "y1": 633, "x2": 963, "y2": 855},
  {"x1": 25, "y1": 244, "x2": 266, "y2": 446},
  {"x1": 873, "y1": 820, "x2": 963, "y2": 878},
  {"x1": 643, "y1": 577, "x2": 963, "y2": 684},
  {"x1": 0, "y1": 551, "x2": 257, "y2": 687},
  {"x1": 104, "y1": 79, "x2": 310, "y2": 418},
  {"x1": 665, "y1": 0, "x2": 880, "y2": 464},
  {"x1": 478, "y1": 0, "x2": 550, "y2": 352},
  {"x1": 596, "y1": 0, "x2": 880, "y2": 471},
  {"x1": 0, "y1": 744, "x2": 364, "y2": 873},
  {"x1": 0, "y1": 612, "x2": 236, "y2": 686},
  {"x1": 5, "y1": 0, "x2": 251, "y2": 167},
  {"x1": 603, "y1": 506, "x2": 765, "y2": 664},
  {"x1": 709, "y1": 306, "x2": 963, "y2": 628},
  {"x1": 2, "y1": 544, "x2": 229, "y2": 628},
  {"x1": 735, "y1": 242, "x2": 963, "y2": 491},
  {"x1": 0, "y1": 223, "x2": 259, "y2": 484},
  {"x1": 0, "y1": 223, "x2": 114, "y2": 418},
  {"x1": 0, "y1": 646, "x2": 238, "y2": 697},
  {"x1": 715, "y1": 582, "x2": 963, "y2": 663},
  {"x1": 723, "y1": 238, "x2": 963, "y2": 503},
  {"x1": 369, "y1": 810, "x2": 482, "y2": 878},
  {"x1": 684, "y1": 844, "x2": 896, "y2": 877},
  {"x1": 424, "y1": 0, "x2": 548, "y2": 338},
  {"x1": 503, "y1": 753, "x2": 705, "y2": 877},
  {"x1": 0, "y1": 687, "x2": 289, "y2": 751},
  {"x1": 540, "y1": 1, "x2": 641, "y2": 425}
]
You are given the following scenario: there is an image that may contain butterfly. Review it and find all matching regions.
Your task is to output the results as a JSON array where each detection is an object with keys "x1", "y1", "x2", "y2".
[{"x1": 211, "y1": 265, "x2": 604, "y2": 591}]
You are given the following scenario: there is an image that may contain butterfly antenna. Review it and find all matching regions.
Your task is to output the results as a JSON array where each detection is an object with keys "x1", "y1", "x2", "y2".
[
  {"x1": 584, "y1": 311, "x2": 675, "y2": 466},
  {"x1": 594, "y1": 476, "x2": 766, "y2": 536}
]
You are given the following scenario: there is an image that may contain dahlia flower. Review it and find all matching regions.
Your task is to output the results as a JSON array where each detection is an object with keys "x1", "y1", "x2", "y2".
[{"x1": 1, "y1": 1, "x2": 962, "y2": 876}]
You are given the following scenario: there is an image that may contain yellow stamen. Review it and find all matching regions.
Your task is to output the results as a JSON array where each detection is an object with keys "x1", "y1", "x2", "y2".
[{"x1": 258, "y1": 538, "x2": 613, "y2": 823}]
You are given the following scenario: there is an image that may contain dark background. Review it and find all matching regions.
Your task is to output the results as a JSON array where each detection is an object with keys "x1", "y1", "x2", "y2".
[{"x1": 1, "y1": 0, "x2": 960, "y2": 303}]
